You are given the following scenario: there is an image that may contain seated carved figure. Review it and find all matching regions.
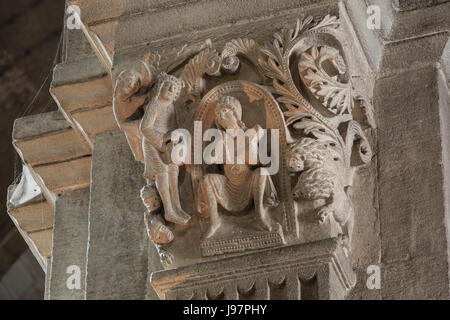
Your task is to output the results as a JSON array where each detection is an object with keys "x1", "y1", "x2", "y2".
[
  {"x1": 197, "y1": 96, "x2": 279, "y2": 238},
  {"x1": 140, "y1": 72, "x2": 191, "y2": 228}
]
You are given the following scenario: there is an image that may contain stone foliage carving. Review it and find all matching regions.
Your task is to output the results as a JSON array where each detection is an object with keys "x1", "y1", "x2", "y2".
[{"x1": 112, "y1": 15, "x2": 373, "y2": 270}]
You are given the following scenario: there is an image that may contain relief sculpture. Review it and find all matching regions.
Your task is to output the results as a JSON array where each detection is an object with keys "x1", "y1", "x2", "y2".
[
  {"x1": 112, "y1": 14, "x2": 374, "y2": 268},
  {"x1": 197, "y1": 95, "x2": 280, "y2": 239}
]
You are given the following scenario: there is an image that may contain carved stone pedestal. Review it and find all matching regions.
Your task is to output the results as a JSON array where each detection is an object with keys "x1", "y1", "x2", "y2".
[{"x1": 151, "y1": 238, "x2": 356, "y2": 300}]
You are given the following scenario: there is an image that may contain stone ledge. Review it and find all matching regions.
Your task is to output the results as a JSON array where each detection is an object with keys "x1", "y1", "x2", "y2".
[
  {"x1": 12, "y1": 111, "x2": 93, "y2": 207},
  {"x1": 393, "y1": 0, "x2": 449, "y2": 12},
  {"x1": 52, "y1": 57, "x2": 107, "y2": 87},
  {"x1": 12, "y1": 111, "x2": 91, "y2": 167},
  {"x1": 114, "y1": 0, "x2": 337, "y2": 52},
  {"x1": 343, "y1": 0, "x2": 449, "y2": 73},
  {"x1": 7, "y1": 185, "x2": 51, "y2": 271},
  {"x1": 151, "y1": 238, "x2": 356, "y2": 300},
  {"x1": 51, "y1": 59, "x2": 115, "y2": 148},
  {"x1": 8, "y1": 201, "x2": 53, "y2": 233}
]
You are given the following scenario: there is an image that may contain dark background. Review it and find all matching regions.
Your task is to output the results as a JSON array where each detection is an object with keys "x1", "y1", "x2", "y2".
[{"x1": 0, "y1": 0, "x2": 65, "y2": 299}]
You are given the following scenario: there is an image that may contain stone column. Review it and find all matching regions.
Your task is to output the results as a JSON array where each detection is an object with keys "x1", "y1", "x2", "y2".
[
  {"x1": 48, "y1": 188, "x2": 90, "y2": 300},
  {"x1": 344, "y1": 0, "x2": 450, "y2": 299},
  {"x1": 85, "y1": 131, "x2": 160, "y2": 299}
]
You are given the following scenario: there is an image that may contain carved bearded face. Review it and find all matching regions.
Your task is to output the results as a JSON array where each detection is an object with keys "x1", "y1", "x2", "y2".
[
  {"x1": 215, "y1": 97, "x2": 244, "y2": 131},
  {"x1": 215, "y1": 105, "x2": 241, "y2": 130}
]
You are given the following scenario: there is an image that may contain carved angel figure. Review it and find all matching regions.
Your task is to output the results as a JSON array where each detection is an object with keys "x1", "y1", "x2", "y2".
[
  {"x1": 140, "y1": 72, "x2": 191, "y2": 227},
  {"x1": 287, "y1": 137, "x2": 354, "y2": 249},
  {"x1": 197, "y1": 96, "x2": 279, "y2": 238}
]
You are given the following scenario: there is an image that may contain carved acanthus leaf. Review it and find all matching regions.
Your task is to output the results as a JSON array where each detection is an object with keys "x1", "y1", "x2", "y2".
[
  {"x1": 298, "y1": 45, "x2": 375, "y2": 128},
  {"x1": 221, "y1": 38, "x2": 262, "y2": 73},
  {"x1": 181, "y1": 48, "x2": 222, "y2": 96},
  {"x1": 299, "y1": 46, "x2": 353, "y2": 115},
  {"x1": 308, "y1": 14, "x2": 339, "y2": 30},
  {"x1": 258, "y1": 16, "x2": 349, "y2": 163}
]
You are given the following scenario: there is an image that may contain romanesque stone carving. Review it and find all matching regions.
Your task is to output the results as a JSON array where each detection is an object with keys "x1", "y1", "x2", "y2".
[
  {"x1": 191, "y1": 81, "x2": 292, "y2": 256},
  {"x1": 140, "y1": 72, "x2": 191, "y2": 227},
  {"x1": 196, "y1": 95, "x2": 280, "y2": 238},
  {"x1": 256, "y1": 16, "x2": 373, "y2": 254},
  {"x1": 112, "y1": 14, "x2": 373, "y2": 270}
]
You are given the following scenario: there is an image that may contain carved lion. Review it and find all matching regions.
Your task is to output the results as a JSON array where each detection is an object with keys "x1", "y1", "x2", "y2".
[{"x1": 287, "y1": 137, "x2": 354, "y2": 250}]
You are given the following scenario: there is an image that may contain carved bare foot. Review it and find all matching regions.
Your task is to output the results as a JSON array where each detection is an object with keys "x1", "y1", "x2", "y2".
[
  {"x1": 165, "y1": 208, "x2": 191, "y2": 225},
  {"x1": 260, "y1": 211, "x2": 278, "y2": 232},
  {"x1": 317, "y1": 206, "x2": 332, "y2": 223},
  {"x1": 148, "y1": 216, "x2": 174, "y2": 244},
  {"x1": 205, "y1": 221, "x2": 222, "y2": 239}
]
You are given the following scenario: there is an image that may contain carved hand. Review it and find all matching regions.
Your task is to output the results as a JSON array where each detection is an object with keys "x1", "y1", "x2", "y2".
[{"x1": 163, "y1": 132, "x2": 172, "y2": 144}]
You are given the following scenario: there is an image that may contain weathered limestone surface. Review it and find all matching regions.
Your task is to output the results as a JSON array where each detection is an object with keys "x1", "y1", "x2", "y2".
[
  {"x1": 48, "y1": 188, "x2": 90, "y2": 300},
  {"x1": 7, "y1": 168, "x2": 53, "y2": 271},
  {"x1": 12, "y1": 111, "x2": 92, "y2": 205},
  {"x1": 146, "y1": 239, "x2": 163, "y2": 300},
  {"x1": 344, "y1": 0, "x2": 450, "y2": 72},
  {"x1": 44, "y1": 257, "x2": 51, "y2": 300},
  {"x1": 394, "y1": 0, "x2": 448, "y2": 11},
  {"x1": 375, "y1": 67, "x2": 450, "y2": 299},
  {"x1": 85, "y1": 131, "x2": 155, "y2": 299},
  {"x1": 343, "y1": 0, "x2": 450, "y2": 299},
  {"x1": 151, "y1": 239, "x2": 356, "y2": 300},
  {"x1": 50, "y1": 57, "x2": 114, "y2": 149}
]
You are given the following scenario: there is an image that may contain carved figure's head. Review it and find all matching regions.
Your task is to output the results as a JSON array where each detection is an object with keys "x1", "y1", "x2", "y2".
[
  {"x1": 214, "y1": 95, "x2": 244, "y2": 130},
  {"x1": 144, "y1": 212, "x2": 174, "y2": 244},
  {"x1": 140, "y1": 185, "x2": 161, "y2": 213},
  {"x1": 156, "y1": 72, "x2": 183, "y2": 103},
  {"x1": 287, "y1": 137, "x2": 327, "y2": 172},
  {"x1": 115, "y1": 70, "x2": 141, "y2": 101}
]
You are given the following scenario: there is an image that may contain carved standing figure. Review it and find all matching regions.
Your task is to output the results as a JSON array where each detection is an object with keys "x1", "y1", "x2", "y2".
[
  {"x1": 197, "y1": 96, "x2": 279, "y2": 238},
  {"x1": 140, "y1": 72, "x2": 191, "y2": 226}
]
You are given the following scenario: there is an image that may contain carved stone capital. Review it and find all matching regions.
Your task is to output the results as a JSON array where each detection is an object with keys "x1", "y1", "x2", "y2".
[{"x1": 109, "y1": 15, "x2": 374, "y2": 297}]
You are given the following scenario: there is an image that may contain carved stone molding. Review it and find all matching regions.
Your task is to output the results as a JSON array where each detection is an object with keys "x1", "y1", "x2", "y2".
[{"x1": 151, "y1": 238, "x2": 356, "y2": 300}]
